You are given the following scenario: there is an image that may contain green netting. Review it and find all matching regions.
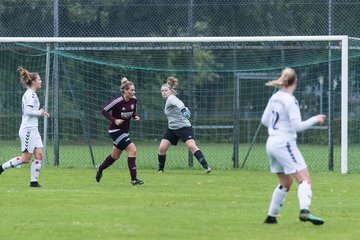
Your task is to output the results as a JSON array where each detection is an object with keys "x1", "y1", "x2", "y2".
[
  {"x1": 1, "y1": 39, "x2": 360, "y2": 172},
  {"x1": 51, "y1": 41, "x2": 346, "y2": 72}
]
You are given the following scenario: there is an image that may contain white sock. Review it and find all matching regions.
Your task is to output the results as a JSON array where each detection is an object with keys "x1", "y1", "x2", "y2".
[
  {"x1": 2, "y1": 157, "x2": 22, "y2": 170},
  {"x1": 268, "y1": 185, "x2": 288, "y2": 217},
  {"x1": 30, "y1": 160, "x2": 42, "y2": 182},
  {"x1": 298, "y1": 181, "x2": 312, "y2": 210}
]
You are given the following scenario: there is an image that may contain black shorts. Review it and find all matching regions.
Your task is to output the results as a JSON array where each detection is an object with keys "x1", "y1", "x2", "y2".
[
  {"x1": 109, "y1": 130, "x2": 132, "y2": 150},
  {"x1": 163, "y1": 126, "x2": 195, "y2": 145}
]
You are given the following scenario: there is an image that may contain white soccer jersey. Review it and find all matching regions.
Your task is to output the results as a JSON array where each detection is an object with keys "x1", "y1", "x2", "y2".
[
  {"x1": 20, "y1": 88, "x2": 41, "y2": 129},
  {"x1": 261, "y1": 90, "x2": 318, "y2": 140}
]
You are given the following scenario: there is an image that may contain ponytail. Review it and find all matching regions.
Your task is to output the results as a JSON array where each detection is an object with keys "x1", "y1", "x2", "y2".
[
  {"x1": 166, "y1": 76, "x2": 178, "y2": 95},
  {"x1": 18, "y1": 66, "x2": 38, "y2": 87},
  {"x1": 266, "y1": 68, "x2": 297, "y2": 88}
]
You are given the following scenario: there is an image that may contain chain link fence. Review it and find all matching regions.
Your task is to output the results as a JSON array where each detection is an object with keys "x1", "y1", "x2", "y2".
[
  {"x1": 1, "y1": 1, "x2": 360, "y2": 172},
  {"x1": 0, "y1": 0, "x2": 360, "y2": 37}
]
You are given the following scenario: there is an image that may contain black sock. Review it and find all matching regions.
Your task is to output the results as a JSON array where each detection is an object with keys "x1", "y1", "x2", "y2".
[
  {"x1": 128, "y1": 157, "x2": 137, "y2": 180},
  {"x1": 99, "y1": 155, "x2": 116, "y2": 171},
  {"x1": 194, "y1": 150, "x2": 209, "y2": 169},
  {"x1": 158, "y1": 154, "x2": 166, "y2": 170}
]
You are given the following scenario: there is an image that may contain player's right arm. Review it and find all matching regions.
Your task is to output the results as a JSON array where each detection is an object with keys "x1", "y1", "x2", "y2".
[
  {"x1": 261, "y1": 101, "x2": 272, "y2": 128},
  {"x1": 101, "y1": 99, "x2": 116, "y2": 123}
]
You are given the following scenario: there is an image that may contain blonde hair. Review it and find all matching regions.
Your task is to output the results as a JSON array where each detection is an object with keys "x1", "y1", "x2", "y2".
[
  {"x1": 120, "y1": 77, "x2": 134, "y2": 93},
  {"x1": 265, "y1": 68, "x2": 297, "y2": 88},
  {"x1": 18, "y1": 66, "x2": 39, "y2": 87},
  {"x1": 165, "y1": 76, "x2": 178, "y2": 95}
]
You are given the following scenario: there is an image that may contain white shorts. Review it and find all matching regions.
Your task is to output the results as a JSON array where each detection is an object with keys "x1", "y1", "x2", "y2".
[
  {"x1": 266, "y1": 137, "x2": 307, "y2": 175},
  {"x1": 19, "y1": 127, "x2": 43, "y2": 154}
]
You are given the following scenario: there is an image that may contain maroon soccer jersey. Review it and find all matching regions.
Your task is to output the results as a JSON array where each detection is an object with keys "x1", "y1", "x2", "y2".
[{"x1": 101, "y1": 95, "x2": 138, "y2": 133}]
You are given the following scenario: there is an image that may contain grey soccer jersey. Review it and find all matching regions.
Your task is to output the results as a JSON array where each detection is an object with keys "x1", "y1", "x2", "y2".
[{"x1": 164, "y1": 94, "x2": 191, "y2": 130}]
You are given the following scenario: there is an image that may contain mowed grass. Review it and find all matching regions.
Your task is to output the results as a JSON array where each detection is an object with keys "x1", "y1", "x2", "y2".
[
  {"x1": 1, "y1": 141, "x2": 350, "y2": 172},
  {"x1": 1, "y1": 167, "x2": 360, "y2": 240}
]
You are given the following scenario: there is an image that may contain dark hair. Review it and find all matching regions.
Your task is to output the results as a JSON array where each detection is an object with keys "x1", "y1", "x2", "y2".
[{"x1": 18, "y1": 66, "x2": 39, "y2": 87}]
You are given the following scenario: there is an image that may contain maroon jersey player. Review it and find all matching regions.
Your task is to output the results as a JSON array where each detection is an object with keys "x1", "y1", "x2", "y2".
[
  {"x1": 102, "y1": 94, "x2": 138, "y2": 133},
  {"x1": 96, "y1": 77, "x2": 144, "y2": 185}
]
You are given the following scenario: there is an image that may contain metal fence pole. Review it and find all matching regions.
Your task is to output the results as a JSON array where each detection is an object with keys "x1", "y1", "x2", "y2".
[
  {"x1": 187, "y1": 0, "x2": 194, "y2": 168},
  {"x1": 328, "y1": 0, "x2": 334, "y2": 170},
  {"x1": 42, "y1": 43, "x2": 51, "y2": 166},
  {"x1": 53, "y1": 0, "x2": 60, "y2": 166},
  {"x1": 233, "y1": 69, "x2": 240, "y2": 168}
]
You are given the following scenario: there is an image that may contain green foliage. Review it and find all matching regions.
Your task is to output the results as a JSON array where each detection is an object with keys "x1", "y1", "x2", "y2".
[{"x1": 1, "y1": 0, "x2": 360, "y2": 38}]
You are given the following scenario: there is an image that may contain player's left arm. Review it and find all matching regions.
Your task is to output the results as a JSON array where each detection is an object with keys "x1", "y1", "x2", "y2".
[
  {"x1": 132, "y1": 99, "x2": 140, "y2": 121},
  {"x1": 24, "y1": 104, "x2": 42, "y2": 117},
  {"x1": 170, "y1": 96, "x2": 190, "y2": 119},
  {"x1": 289, "y1": 98, "x2": 318, "y2": 132},
  {"x1": 180, "y1": 107, "x2": 191, "y2": 120}
]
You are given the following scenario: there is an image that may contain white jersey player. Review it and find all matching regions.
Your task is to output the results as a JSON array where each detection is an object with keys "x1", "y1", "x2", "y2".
[
  {"x1": 0, "y1": 67, "x2": 49, "y2": 187},
  {"x1": 261, "y1": 68, "x2": 326, "y2": 225},
  {"x1": 21, "y1": 88, "x2": 41, "y2": 129},
  {"x1": 157, "y1": 76, "x2": 211, "y2": 173}
]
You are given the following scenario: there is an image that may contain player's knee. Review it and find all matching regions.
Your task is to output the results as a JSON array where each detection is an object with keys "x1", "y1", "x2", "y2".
[
  {"x1": 159, "y1": 143, "x2": 165, "y2": 149},
  {"x1": 21, "y1": 156, "x2": 31, "y2": 164},
  {"x1": 36, "y1": 153, "x2": 43, "y2": 160},
  {"x1": 129, "y1": 148, "x2": 137, "y2": 156},
  {"x1": 127, "y1": 144, "x2": 136, "y2": 155},
  {"x1": 33, "y1": 149, "x2": 43, "y2": 160},
  {"x1": 188, "y1": 145, "x2": 198, "y2": 153},
  {"x1": 299, "y1": 180, "x2": 311, "y2": 185},
  {"x1": 280, "y1": 184, "x2": 291, "y2": 191},
  {"x1": 158, "y1": 147, "x2": 166, "y2": 155},
  {"x1": 186, "y1": 140, "x2": 198, "y2": 152}
]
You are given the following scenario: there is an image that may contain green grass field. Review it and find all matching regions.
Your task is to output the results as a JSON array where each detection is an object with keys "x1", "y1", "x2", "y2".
[
  {"x1": 2, "y1": 141, "x2": 356, "y2": 172},
  {"x1": 1, "y1": 167, "x2": 359, "y2": 240}
]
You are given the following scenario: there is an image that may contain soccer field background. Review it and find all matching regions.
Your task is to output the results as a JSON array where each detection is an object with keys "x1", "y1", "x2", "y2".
[
  {"x1": 2, "y1": 1, "x2": 360, "y2": 239},
  {"x1": 0, "y1": 141, "x2": 349, "y2": 172},
  {"x1": 1, "y1": 168, "x2": 359, "y2": 240}
]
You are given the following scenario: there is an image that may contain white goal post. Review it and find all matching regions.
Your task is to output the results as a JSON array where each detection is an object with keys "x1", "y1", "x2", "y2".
[{"x1": 0, "y1": 36, "x2": 349, "y2": 173}]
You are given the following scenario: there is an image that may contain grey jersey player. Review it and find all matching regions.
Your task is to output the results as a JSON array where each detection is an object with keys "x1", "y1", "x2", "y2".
[{"x1": 157, "y1": 76, "x2": 211, "y2": 174}]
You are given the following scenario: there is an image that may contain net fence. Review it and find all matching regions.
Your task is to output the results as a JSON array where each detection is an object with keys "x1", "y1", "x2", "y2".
[
  {"x1": 0, "y1": 0, "x2": 360, "y2": 38},
  {"x1": 1, "y1": 39, "x2": 360, "y2": 172}
]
